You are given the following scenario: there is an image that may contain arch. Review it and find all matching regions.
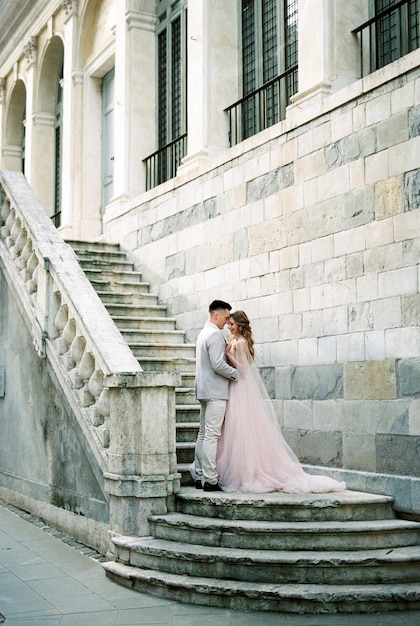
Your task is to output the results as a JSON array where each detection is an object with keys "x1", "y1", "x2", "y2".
[
  {"x1": 76, "y1": 0, "x2": 116, "y2": 237},
  {"x1": 32, "y1": 35, "x2": 64, "y2": 218},
  {"x1": 77, "y1": 0, "x2": 115, "y2": 68},
  {"x1": 2, "y1": 79, "x2": 26, "y2": 171},
  {"x1": 36, "y1": 35, "x2": 64, "y2": 113}
]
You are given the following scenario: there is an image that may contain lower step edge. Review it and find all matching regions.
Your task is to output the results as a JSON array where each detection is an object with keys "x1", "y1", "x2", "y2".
[{"x1": 102, "y1": 561, "x2": 420, "y2": 614}]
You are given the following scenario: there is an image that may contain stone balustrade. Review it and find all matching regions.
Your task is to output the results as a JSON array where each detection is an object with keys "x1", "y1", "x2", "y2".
[{"x1": 0, "y1": 169, "x2": 180, "y2": 538}]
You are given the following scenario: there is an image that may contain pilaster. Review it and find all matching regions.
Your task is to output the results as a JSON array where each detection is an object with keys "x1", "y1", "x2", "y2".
[
  {"x1": 59, "y1": 0, "x2": 81, "y2": 238},
  {"x1": 179, "y1": 0, "x2": 239, "y2": 173},
  {"x1": 110, "y1": 0, "x2": 156, "y2": 205},
  {"x1": 0, "y1": 78, "x2": 6, "y2": 164},
  {"x1": 22, "y1": 36, "x2": 38, "y2": 183},
  {"x1": 291, "y1": 0, "x2": 368, "y2": 109}
]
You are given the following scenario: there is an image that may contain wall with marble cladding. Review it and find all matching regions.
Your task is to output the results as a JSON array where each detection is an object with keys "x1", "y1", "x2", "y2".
[{"x1": 105, "y1": 61, "x2": 420, "y2": 490}]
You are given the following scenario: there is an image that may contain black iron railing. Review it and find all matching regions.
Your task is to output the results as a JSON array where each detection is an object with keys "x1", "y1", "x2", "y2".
[
  {"x1": 50, "y1": 210, "x2": 61, "y2": 228},
  {"x1": 225, "y1": 65, "x2": 298, "y2": 147},
  {"x1": 143, "y1": 133, "x2": 187, "y2": 191},
  {"x1": 352, "y1": 0, "x2": 419, "y2": 77}
]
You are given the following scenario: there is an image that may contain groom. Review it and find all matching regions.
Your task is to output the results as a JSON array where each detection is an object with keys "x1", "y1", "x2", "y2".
[{"x1": 191, "y1": 300, "x2": 239, "y2": 491}]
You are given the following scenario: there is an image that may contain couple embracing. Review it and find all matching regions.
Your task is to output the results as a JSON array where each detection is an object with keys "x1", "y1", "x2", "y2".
[{"x1": 190, "y1": 300, "x2": 346, "y2": 495}]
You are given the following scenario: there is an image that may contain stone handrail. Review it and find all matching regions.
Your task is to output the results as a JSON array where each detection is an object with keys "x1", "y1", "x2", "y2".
[{"x1": 0, "y1": 170, "x2": 180, "y2": 537}]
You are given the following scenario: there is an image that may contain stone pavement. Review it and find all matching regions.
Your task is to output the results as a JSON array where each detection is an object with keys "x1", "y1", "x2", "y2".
[{"x1": 1, "y1": 502, "x2": 419, "y2": 626}]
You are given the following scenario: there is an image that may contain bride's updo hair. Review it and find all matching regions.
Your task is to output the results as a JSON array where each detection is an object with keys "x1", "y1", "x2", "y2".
[{"x1": 231, "y1": 310, "x2": 255, "y2": 359}]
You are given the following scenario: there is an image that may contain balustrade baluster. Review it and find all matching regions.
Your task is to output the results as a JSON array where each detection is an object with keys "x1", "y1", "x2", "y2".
[
  {"x1": 69, "y1": 334, "x2": 86, "y2": 388},
  {"x1": 78, "y1": 348, "x2": 95, "y2": 406}
]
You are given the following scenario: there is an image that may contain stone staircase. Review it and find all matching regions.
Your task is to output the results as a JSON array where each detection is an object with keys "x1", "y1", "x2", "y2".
[
  {"x1": 68, "y1": 239, "x2": 198, "y2": 483},
  {"x1": 103, "y1": 489, "x2": 420, "y2": 613},
  {"x1": 68, "y1": 240, "x2": 420, "y2": 614}
]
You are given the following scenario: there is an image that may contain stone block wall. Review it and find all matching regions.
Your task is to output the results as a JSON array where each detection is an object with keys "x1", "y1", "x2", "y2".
[{"x1": 104, "y1": 53, "x2": 420, "y2": 512}]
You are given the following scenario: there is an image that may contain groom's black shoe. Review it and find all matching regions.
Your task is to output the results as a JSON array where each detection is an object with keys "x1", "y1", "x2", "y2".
[
  {"x1": 203, "y1": 482, "x2": 223, "y2": 492},
  {"x1": 195, "y1": 480, "x2": 203, "y2": 489}
]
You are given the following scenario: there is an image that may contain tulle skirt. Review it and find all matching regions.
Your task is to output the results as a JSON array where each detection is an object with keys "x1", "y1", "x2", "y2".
[{"x1": 216, "y1": 373, "x2": 346, "y2": 495}]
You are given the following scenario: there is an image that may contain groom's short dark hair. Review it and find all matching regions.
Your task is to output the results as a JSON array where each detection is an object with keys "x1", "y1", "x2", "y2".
[{"x1": 209, "y1": 299, "x2": 232, "y2": 312}]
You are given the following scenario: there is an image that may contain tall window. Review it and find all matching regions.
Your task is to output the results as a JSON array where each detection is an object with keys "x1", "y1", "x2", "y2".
[
  {"x1": 154, "y1": 0, "x2": 187, "y2": 185},
  {"x1": 354, "y1": 0, "x2": 419, "y2": 76},
  {"x1": 102, "y1": 69, "x2": 115, "y2": 210},
  {"x1": 21, "y1": 106, "x2": 26, "y2": 175},
  {"x1": 375, "y1": 0, "x2": 418, "y2": 68},
  {"x1": 53, "y1": 65, "x2": 63, "y2": 227},
  {"x1": 240, "y1": 0, "x2": 298, "y2": 140}
]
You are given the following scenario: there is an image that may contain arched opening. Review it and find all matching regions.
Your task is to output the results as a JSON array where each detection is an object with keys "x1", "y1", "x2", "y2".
[
  {"x1": 77, "y1": 0, "x2": 116, "y2": 234},
  {"x1": 33, "y1": 36, "x2": 64, "y2": 220},
  {"x1": 3, "y1": 79, "x2": 26, "y2": 172}
]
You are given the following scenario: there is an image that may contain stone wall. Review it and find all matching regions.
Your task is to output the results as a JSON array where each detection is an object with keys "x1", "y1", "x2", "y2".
[
  {"x1": 0, "y1": 265, "x2": 109, "y2": 550},
  {"x1": 104, "y1": 52, "x2": 420, "y2": 514}
]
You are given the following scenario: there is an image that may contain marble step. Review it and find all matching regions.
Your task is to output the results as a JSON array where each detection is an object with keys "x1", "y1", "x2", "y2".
[
  {"x1": 104, "y1": 303, "x2": 168, "y2": 317},
  {"x1": 137, "y1": 357, "x2": 196, "y2": 373},
  {"x1": 149, "y1": 512, "x2": 420, "y2": 551},
  {"x1": 175, "y1": 404, "x2": 200, "y2": 421},
  {"x1": 67, "y1": 239, "x2": 122, "y2": 256},
  {"x1": 176, "y1": 442, "x2": 196, "y2": 463},
  {"x1": 175, "y1": 388, "x2": 197, "y2": 405},
  {"x1": 110, "y1": 534, "x2": 420, "y2": 585},
  {"x1": 77, "y1": 257, "x2": 135, "y2": 272},
  {"x1": 120, "y1": 329, "x2": 187, "y2": 344},
  {"x1": 130, "y1": 342, "x2": 195, "y2": 360},
  {"x1": 103, "y1": 561, "x2": 420, "y2": 614},
  {"x1": 89, "y1": 278, "x2": 150, "y2": 294},
  {"x1": 82, "y1": 268, "x2": 144, "y2": 284},
  {"x1": 97, "y1": 291, "x2": 159, "y2": 306},
  {"x1": 175, "y1": 489, "x2": 396, "y2": 522},
  {"x1": 176, "y1": 422, "x2": 200, "y2": 442},
  {"x1": 112, "y1": 315, "x2": 177, "y2": 330}
]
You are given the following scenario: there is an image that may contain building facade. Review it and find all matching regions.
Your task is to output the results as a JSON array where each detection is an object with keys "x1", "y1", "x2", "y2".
[{"x1": 0, "y1": 0, "x2": 420, "y2": 531}]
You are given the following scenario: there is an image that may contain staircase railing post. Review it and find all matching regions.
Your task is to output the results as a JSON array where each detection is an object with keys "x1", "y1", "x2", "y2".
[{"x1": 104, "y1": 371, "x2": 181, "y2": 539}]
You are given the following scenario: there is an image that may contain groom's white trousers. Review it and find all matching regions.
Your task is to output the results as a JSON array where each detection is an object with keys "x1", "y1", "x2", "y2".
[{"x1": 193, "y1": 399, "x2": 226, "y2": 484}]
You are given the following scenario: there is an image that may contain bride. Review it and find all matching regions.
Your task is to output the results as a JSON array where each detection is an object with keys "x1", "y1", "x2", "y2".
[{"x1": 216, "y1": 310, "x2": 346, "y2": 494}]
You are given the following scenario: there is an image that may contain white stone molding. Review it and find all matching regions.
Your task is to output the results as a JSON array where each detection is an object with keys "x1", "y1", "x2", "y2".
[
  {"x1": 24, "y1": 36, "x2": 38, "y2": 68},
  {"x1": 0, "y1": 78, "x2": 5, "y2": 104},
  {"x1": 126, "y1": 10, "x2": 156, "y2": 32},
  {"x1": 62, "y1": 0, "x2": 78, "y2": 18},
  {"x1": 32, "y1": 112, "x2": 55, "y2": 127}
]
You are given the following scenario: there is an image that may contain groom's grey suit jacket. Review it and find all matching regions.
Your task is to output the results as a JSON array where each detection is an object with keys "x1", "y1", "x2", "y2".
[{"x1": 195, "y1": 322, "x2": 238, "y2": 401}]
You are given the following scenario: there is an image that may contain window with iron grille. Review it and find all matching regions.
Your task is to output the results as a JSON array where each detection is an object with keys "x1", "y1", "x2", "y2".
[
  {"x1": 354, "y1": 0, "x2": 419, "y2": 75},
  {"x1": 240, "y1": 0, "x2": 298, "y2": 141},
  {"x1": 376, "y1": 0, "x2": 418, "y2": 66},
  {"x1": 53, "y1": 64, "x2": 63, "y2": 228},
  {"x1": 155, "y1": 0, "x2": 187, "y2": 186}
]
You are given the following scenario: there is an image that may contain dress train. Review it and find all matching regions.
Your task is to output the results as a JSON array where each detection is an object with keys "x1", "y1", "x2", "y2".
[{"x1": 216, "y1": 338, "x2": 346, "y2": 494}]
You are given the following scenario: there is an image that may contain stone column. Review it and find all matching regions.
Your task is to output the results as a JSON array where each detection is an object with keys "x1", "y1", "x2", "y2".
[
  {"x1": 0, "y1": 79, "x2": 6, "y2": 168},
  {"x1": 109, "y1": 0, "x2": 156, "y2": 206},
  {"x1": 179, "y1": 0, "x2": 239, "y2": 172},
  {"x1": 291, "y1": 0, "x2": 368, "y2": 108},
  {"x1": 59, "y1": 0, "x2": 81, "y2": 238},
  {"x1": 22, "y1": 37, "x2": 38, "y2": 183}
]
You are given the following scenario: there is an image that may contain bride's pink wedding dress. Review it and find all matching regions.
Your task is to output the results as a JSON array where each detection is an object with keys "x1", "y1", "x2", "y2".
[{"x1": 216, "y1": 337, "x2": 346, "y2": 494}]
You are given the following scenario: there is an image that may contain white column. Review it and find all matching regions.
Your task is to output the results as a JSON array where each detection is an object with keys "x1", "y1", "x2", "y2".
[
  {"x1": 0, "y1": 79, "x2": 4, "y2": 157},
  {"x1": 59, "y1": 0, "x2": 80, "y2": 238},
  {"x1": 291, "y1": 0, "x2": 369, "y2": 107},
  {"x1": 110, "y1": 0, "x2": 156, "y2": 205},
  {"x1": 23, "y1": 37, "x2": 37, "y2": 184},
  {"x1": 179, "y1": 0, "x2": 239, "y2": 172}
]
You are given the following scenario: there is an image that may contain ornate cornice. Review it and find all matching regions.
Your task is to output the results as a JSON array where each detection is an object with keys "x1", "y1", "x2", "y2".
[
  {"x1": 62, "y1": 0, "x2": 78, "y2": 17},
  {"x1": 24, "y1": 36, "x2": 38, "y2": 66}
]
